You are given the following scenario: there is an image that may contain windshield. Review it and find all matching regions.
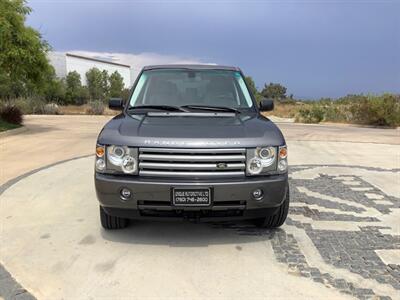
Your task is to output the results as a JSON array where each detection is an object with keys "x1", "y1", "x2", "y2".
[{"x1": 128, "y1": 69, "x2": 255, "y2": 111}]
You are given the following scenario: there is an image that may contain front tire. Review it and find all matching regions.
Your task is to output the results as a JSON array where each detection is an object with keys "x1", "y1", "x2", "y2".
[
  {"x1": 254, "y1": 187, "x2": 290, "y2": 228},
  {"x1": 100, "y1": 206, "x2": 129, "y2": 230}
]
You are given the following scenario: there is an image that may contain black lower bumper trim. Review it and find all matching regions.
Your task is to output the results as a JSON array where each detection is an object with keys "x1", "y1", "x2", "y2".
[{"x1": 103, "y1": 206, "x2": 279, "y2": 222}]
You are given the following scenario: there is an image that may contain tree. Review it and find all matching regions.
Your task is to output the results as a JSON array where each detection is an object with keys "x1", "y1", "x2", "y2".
[
  {"x1": 66, "y1": 71, "x2": 81, "y2": 92},
  {"x1": 77, "y1": 86, "x2": 90, "y2": 105},
  {"x1": 109, "y1": 71, "x2": 125, "y2": 98},
  {"x1": 245, "y1": 76, "x2": 262, "y2": 102},
  {"x1": 0, "y1": 0, "x2": 53, "y2": 99},
  {"x1": 65, "y1": 71, "x2": 83, "y2": 104},
  {"x1": 86, "y1": 68, "x2": 103, "y2": 100},
  {"x1": 245, "y1": 76, "x2": 258, "y2": 96},
  {"x1": 121, "y1": 88, "x2": 131, "y2": 102},
  {"x1": 43, "y1": 70, "x2": 66, "y2": 103},
  {"x1": 261, "y1": 83, "x2": 287, "y2": 99},
  {"x1": 101, "y1": 70, "x2": 110, "y2": 97}
]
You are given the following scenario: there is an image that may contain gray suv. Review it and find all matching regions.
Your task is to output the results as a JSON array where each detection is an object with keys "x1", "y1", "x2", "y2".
[{"x1": 95, "y1": 65, "x2": 289, "y2": 229}]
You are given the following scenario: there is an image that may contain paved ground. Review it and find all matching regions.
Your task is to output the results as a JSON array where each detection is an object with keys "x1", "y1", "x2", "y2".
[
  {"x1": 0, "y1": 115, "x2": 109, "y2": 185},
  {"x1": 0, "y1": 115, "x2": 399, "y2": 300}
]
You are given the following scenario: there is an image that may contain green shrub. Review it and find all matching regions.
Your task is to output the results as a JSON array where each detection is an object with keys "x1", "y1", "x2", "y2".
[
  {"x1": 13, "y1": 98, "x2": 61, "y2": 115},
  {"x1": 323, "y1": 104, "x2": 351, "y2": 123},
  {"x1": 86, "y1": 101, "x2": 105, "y2": 115},
  {"x1": 0, "y1": 104, "x2": 23, "y2": 125},
  {"x1": 296, "y1": 104, "x2": 325, "y2": 123},
  {"x1": 14, "y1": 97, "x2": 47, "y2": 114},
  {"x1": 294, "y1": 94, "x2": 400, "y2": 127},
  {"x1": 348, "y1": 94, "x2": 400, "y2": 127}
]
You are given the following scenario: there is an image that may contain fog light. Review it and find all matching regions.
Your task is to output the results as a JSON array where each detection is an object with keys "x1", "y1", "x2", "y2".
[
  {"x1": 252, "y1": 188, "x2": 264, "y2": 200},
  {"x1": 120, "y1": 188, "x2": 132, "y2": 200},
  {"x1": 278, "y1": 160, "x2": 288, "y2": 172},
  {"x1": 95, "y1": 158, "x2": 105, "y2": 171}
]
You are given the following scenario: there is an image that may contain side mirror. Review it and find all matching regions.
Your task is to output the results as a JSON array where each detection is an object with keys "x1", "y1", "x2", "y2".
[
  {"x1": 259, "y1": 99, "x2": 274, "y2": 112},
  {"x1": 109, "y1": 98, "x2": 124, "y2": 110}
]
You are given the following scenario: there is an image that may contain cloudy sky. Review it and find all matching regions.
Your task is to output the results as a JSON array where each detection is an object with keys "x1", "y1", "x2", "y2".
[{"x1": 27, "y1": 0, "x2": 399, "y2": 99}]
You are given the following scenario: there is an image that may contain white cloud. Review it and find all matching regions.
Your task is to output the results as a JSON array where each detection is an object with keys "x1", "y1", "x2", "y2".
[{"x1": 61, "y1": 50, "x2": 213, "y2": 81}]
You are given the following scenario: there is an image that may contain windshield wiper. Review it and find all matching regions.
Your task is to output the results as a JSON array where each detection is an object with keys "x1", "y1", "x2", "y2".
[
  {"x1": 127, "y1": 105, "x2": 188, "y2": 112},
  {"x1": 180, "y1": 105, "x2": 240, "y2": 114}
]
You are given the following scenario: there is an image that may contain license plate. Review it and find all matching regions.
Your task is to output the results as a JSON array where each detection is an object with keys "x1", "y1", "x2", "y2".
[{"x1": 172, "y1": 188, "x2": 211, "y2": 206}]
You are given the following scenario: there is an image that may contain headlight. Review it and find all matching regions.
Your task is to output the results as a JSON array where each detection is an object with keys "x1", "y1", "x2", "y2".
[
  {"x1": 108, "y1": 145, "x2": 126, "y2": 165},
  {"x1": 121, "y1": 155, "x2": 137, "y2": 174},
  {"x1": 258, "y1": 147, "x2": 274, "y2": 160},
  {"x1": 96, "y1": 145, "x2": 105, "y2": 157},
  {"x1": 95, "y1": 144, "x2": 138, "y2": 175},
  {"x1": 247, "y1": 157, "x2": 263, "y2": 175},
  {"x1": 278, "y1": 159, "x2": 288, "y2": 171},
  {"x1": 277, "y1": 145, "x2": 288, "y2": 173},
  {"x1": 257, "y1": 146, "x2": 276, "y2": 166},
  {"x1": 95, "y1": 158, "x2": 106, "y2": 171},
  {"x1": 95, "y1": 144, "x2": 106, "y2": 172},
  {"x1": 278, "y1": 146, "x2": 287, "y2": 159},
  {"x1": 246, "y1": 145, "x2": 287, "y2": 175}
]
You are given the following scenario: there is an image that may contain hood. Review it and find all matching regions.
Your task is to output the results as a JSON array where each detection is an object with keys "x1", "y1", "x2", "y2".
[{"x1": 97, "y1": 112, "x2": 285, "y2": 148}]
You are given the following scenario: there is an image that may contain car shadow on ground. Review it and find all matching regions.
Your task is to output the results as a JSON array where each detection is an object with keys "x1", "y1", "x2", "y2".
[{"x1": 100, "y1": 219, "x2": 279, "y2": 247}]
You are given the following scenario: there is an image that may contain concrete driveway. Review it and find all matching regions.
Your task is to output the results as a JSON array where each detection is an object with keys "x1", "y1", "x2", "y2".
[{"x1": 0, "y1": 115, "x2": 399, "y2": 300}]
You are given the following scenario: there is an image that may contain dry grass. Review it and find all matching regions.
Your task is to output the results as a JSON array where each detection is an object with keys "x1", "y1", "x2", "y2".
[
  {"x1": 264, "y1": 102, "x2": 303, "y2": 118},
  {"x1": 59, "y1": 105, "x2": 118, "y2": 116}
]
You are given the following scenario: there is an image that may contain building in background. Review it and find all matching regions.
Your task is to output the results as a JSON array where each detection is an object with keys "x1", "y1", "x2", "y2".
[{"x1": 49, "y1": 52, "x2": 132, "y2": 87}]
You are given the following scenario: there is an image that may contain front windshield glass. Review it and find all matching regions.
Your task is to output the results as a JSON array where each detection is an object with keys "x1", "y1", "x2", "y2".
[{"x1": 128, "y1": 69, "x2": 254, "y2": 110}]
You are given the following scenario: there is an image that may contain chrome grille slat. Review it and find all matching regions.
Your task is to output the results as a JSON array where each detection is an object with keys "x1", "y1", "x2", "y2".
[
  {"x1": 140, "y1": 162, "x2": 245, "y2": 170},
  {"x1": 139, "y1": 154, "x2": 245, "y2": 162},
  {"x1": 140, "y1": 171, "x2": 244, "y2": 177},
  {"x1": 140, "y1": 148, "x2": 246, "y2": 154},
  {"x1": 139, "y1": 148, "x2": 246, "y2": 178}
]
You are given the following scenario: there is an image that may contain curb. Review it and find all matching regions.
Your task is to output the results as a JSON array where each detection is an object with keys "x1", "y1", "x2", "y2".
[
  {"x1": 0, "y1": 126, "x2": 28, "y2": 138},
  {"x1": 319, "y1": 122, "x2": 400, "y2": 130},
  {"x1": 267, "y1": 116, "x2": 295, "y2": 123}
]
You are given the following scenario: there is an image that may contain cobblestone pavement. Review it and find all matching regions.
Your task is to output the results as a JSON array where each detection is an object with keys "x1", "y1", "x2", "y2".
[{"x1": 215, "y1": 165, "x2": 400, "y2": 300}]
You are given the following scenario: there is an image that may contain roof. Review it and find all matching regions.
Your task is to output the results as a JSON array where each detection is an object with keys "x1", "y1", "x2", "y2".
[
  {"x1": 142, "y1": 64, "x2": 240, "y2": 71},
  {"x1": 66, "y1": 53, "x2": 131, "y2": 68}
]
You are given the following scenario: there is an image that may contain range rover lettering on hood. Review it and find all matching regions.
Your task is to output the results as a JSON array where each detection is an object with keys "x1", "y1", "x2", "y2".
[{"x1": 143, "y1": 140, "x2": 241, "y2": 146}]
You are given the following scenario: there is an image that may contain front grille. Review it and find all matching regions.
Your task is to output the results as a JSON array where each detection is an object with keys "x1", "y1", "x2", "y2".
[{"x1": 138, "y1": 148, "x2": 246, "y2": 178}]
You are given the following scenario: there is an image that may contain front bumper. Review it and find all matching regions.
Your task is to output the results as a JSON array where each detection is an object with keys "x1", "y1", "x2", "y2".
[{"x1": 95, "y1": 173, "x2": 288, "y2": 221}]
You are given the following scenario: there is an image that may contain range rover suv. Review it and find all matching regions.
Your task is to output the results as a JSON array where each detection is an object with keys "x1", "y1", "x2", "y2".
[{"x1": 95, "y1": 65, "x2": 289, "y2": 229}]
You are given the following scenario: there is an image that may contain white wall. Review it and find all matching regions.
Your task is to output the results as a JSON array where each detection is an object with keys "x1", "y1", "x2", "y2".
[
  {"x1": 48, "y1": 52, "x2": 67, "y2": 79},
  {"x1": 65, "y1": 55, "x2": 131, "y2": 88}
]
